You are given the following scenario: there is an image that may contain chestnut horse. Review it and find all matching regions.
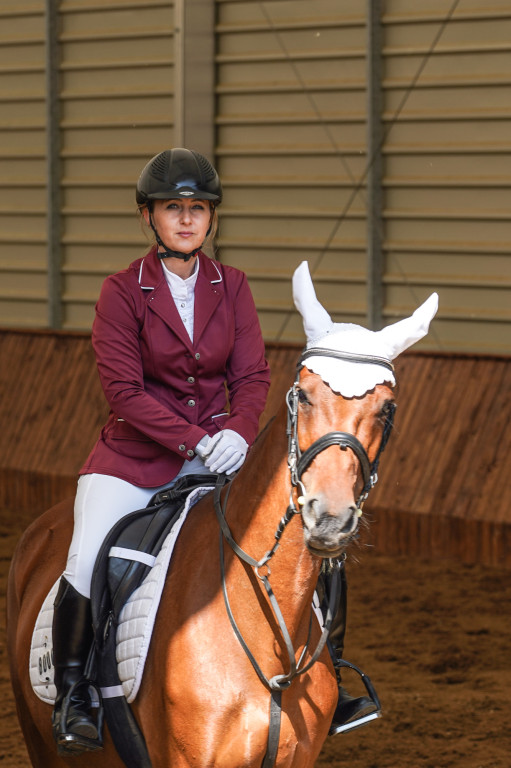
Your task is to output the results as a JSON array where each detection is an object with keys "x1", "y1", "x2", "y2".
[{"x1": 7, "y1": 353, "x2": 395, "y2": 768}]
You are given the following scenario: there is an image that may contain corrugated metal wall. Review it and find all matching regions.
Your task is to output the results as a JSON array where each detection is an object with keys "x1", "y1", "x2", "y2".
[
  {"x1": 381, "y1": 0, "x2": 511, "y2": 353},
  {"x1": 0, "y1": 1, "x2": 47, "y2": 327},
  {"x1": 59, "y1": 0, "x2": 176, "y2": 329},
  {"x1": 0, "y1": 0, "x2": 510, "y2": 352},
  {"x1": 215, "y1": 0, "x2": 511, "y2": 352},
  {"x1": 216, "y1": 0, "x2": 370, "y2": 343},
  {"x1": 0, "y1": 0, "x2": 177, "y2": 330}
]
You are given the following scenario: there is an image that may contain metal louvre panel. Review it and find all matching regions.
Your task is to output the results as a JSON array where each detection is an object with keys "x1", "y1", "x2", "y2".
[
  {"x1": 0, "y1": 1, "x2": 47, "y2": 327},
  {"x1": 59, "y1": 0, "x2": 176, "y2": 329},
  {"x1": 215, "y1": 0, "x2": 369, "y2": 343},
  {"x1": 382, "y1": 0, "x2": 511, "y2": 353},
  {"x1": 216, "y1": 0, "x2": 511, "y2": 353},
  {"x1": 0, "y1": 1, "x2": 509, "y2": 351}
]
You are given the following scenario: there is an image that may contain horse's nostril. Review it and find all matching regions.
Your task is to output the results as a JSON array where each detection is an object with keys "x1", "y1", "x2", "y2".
[
  {"x1": 304, "y1": 497, "x2": 320, "y2": 518},
  {"x1": 340, "y1": 507, "x2": 358, "y2": 534}
]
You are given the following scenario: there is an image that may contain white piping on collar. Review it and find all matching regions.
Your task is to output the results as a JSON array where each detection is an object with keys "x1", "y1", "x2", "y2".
[
  {"x1": 210, "y1": 261, "x2": 223, "y2": 284},
  {"x1": 138, "y1": 259, "x2": 154, "y2": 290},
  {"x1": 138, "y1": 255, "x2": 223, "y2": 289}
]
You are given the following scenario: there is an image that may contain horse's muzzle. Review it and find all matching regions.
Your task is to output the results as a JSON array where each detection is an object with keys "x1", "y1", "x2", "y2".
[{"x1": 301, "y1": 497, "x2": 359, "y2": 557}]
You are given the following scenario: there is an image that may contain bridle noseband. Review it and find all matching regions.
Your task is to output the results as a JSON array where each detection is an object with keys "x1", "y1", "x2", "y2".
[{"x1": 286, "y1": 347, "x2": 396, "y2": 511}]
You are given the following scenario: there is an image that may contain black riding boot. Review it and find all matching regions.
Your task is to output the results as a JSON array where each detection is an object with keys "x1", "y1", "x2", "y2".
[
  {"x1": 52, "y1": 577, "x2": 102, "y2": 755},
  {"x1": 319, "y1": 563, "x2": 380, "y2": 735}
]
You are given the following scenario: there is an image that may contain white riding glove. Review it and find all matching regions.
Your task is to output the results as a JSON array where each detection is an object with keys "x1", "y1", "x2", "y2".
[{"x1": 202, "y1": 429, "x2": 249, "y2": 475}]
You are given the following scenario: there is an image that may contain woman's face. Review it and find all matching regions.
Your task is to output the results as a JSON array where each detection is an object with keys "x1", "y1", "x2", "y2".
[{"x1": 143, "y1": 198, "x2": 212, "y2": 255}]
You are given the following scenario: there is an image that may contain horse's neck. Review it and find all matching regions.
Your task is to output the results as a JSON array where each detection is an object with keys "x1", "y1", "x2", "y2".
[{"x1": 225, "y1": 403, "x2": 320, "y2": 630}]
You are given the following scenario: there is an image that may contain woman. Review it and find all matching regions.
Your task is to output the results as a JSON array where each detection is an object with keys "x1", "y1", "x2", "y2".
[{"x1": 52, "y1": 148, "x2": 271, "y2": 754}]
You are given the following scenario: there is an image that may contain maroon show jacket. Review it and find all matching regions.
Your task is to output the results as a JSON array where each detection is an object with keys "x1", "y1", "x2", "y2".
[{"x1": 80, "y1": 247, "x2": 271, "y2": 487}]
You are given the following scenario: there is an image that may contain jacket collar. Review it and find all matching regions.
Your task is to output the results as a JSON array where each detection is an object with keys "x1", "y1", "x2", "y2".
[
  {"x1": 137, "y1": 246, "x2": 223, "y2": 291},
  {"x1": 136, "y1": 247, "x2": 224, "y2": 348}
]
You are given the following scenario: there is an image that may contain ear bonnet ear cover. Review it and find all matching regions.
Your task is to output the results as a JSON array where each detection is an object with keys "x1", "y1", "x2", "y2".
[{"x1": 292, "y1": 261, "x2": 438, "y2": 397}]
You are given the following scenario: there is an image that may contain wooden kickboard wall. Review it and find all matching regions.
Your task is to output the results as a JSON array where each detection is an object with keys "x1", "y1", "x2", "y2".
[{"x1": 0, "y1": 330, "x2": 509, "y2": 568}]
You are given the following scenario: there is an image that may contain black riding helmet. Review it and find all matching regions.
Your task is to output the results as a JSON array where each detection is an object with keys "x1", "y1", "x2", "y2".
[{"x1": 136, "y1": 148, "x2": 222, "y2": 261}]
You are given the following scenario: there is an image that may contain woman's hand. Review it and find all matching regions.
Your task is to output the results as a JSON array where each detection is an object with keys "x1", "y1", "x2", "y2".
[{"x1": 201, "y1": 429, "x2": 249, "y2": 475}]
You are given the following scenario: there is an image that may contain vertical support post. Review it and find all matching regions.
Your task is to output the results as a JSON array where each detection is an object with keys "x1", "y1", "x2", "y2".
[
  {"x1": 46, "y1": 0, "x2": 62, "y2": 329},
  {"x1": 173, "y1": 0, "x2": 215, "y2": 160},
  {"x1": 366, "y1": 0, "x2": 384, "y2": 330}
]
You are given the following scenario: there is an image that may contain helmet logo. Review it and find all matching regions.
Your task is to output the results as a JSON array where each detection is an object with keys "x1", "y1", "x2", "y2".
[{"x1": 179, "y1": 190, "x2": 194, "y2": 196}]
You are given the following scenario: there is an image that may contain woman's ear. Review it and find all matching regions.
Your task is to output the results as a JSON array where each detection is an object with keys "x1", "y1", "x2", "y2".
[{"x1": 140, "y1": 204, "x2": 150, "y2": 226}]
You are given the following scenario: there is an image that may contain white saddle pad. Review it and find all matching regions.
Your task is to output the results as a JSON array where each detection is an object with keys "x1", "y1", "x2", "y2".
[{"x1": 29, "y1": 486, "x2": 212, "y2": 705}]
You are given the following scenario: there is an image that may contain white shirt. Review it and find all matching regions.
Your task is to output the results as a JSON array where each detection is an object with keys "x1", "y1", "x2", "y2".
[{"x1": 161, "y1": 258, "x2": 199, "y2": 341}]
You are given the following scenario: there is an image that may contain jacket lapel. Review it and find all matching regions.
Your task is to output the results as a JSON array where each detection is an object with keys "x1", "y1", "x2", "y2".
[
  {"x1": 138, "y1": 249, "x2": 224, "y2": 349},
  {"x1": 193, "y1": 254, "x2": 223, "y2": 344},
  {"x1": 139, "y1": 248, "x2": 193, "y2": 351}
]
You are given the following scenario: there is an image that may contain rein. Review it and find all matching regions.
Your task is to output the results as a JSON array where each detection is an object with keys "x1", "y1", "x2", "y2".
[
  {"x1": 214, "y1": 478, "x2": 341, "y2": 692},
  {"x1": 214, "y1": 348, "x2": 395, "y2": 768},
  {"x1": 213, "y1": 477, "x2": 342, "y2": 768}
]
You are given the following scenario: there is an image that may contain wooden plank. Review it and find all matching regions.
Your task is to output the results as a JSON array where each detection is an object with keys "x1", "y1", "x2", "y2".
[{"x1": 0, "y1": 330, "x2": 509, "y2": 567}]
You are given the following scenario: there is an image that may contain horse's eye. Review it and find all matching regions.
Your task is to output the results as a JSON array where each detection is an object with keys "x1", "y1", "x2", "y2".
[
  {"x1": 297, "y1": 388, "x2": 311, "y2": 406},
  {"x1": 380, "y1": 401, "x2": 396, "y2": 419}
]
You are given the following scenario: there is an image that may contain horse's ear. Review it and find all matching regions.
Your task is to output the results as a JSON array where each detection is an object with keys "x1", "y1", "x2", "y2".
[
  {"x1": 292, "y1": 261, "x2": 334, "y2": 342},
  {"x1": 376, "y1": 293, "x2": 439, "y2": 360}
]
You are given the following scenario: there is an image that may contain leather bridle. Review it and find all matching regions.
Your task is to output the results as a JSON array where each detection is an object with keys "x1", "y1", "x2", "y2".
[{"x1": 287, "y1": 347, "x2": 396, "y2": 512}]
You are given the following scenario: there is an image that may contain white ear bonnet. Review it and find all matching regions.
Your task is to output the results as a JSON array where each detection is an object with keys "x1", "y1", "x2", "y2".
[{"x1": 292, "y1": 261, "x2": 438, "y2": 397}]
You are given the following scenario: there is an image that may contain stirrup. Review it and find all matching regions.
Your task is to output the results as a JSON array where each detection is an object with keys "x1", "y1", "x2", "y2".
[
  {"x1": 56, "y1": 731, "x2": 104, "y2": 756},
  {"x1": 54, "y1": 679, "x2": 104, "y2": 755},
  {"x1": 329, "y1": 701, "x2": 381, "y2": 735},
  {"x1": 329, "y1": 659, "x2": 381, "y2": 735}
]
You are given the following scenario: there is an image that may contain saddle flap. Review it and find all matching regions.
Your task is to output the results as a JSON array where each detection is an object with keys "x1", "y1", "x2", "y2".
[{"x1": 90, "y1": 474, "x2": 218, "y2": 635}]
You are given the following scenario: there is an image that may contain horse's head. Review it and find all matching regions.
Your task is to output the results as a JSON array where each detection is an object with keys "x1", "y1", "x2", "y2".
[
  {"x1": 291, "y1": 261, "x2": 439, "y2": 558},
  {"x1": 291, "y1": 368, "x2": 395, "y2": 557}
]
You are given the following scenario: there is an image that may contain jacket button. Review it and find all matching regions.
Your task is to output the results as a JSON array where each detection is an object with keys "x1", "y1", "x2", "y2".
[
  {"x1": 179, "y1": 444, "x2": 185, "y2": 451},
  {"x1": 187, "y1": 376, "x2": 195, "y2": 383},
  {"x1": 187, "y1": 399, "x2": 195, "y2": 407},
  {"x1": 187, "y1": 449, "x2": 194, "y2": 457},
  {"x1": 195, "y1": 352, "x2": 200, "y2": 360}
]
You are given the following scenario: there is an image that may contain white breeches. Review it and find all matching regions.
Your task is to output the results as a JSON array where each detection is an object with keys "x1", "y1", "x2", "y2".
[{"x1": 63, "y1": 456, "x2": 213, "y2": 598}]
